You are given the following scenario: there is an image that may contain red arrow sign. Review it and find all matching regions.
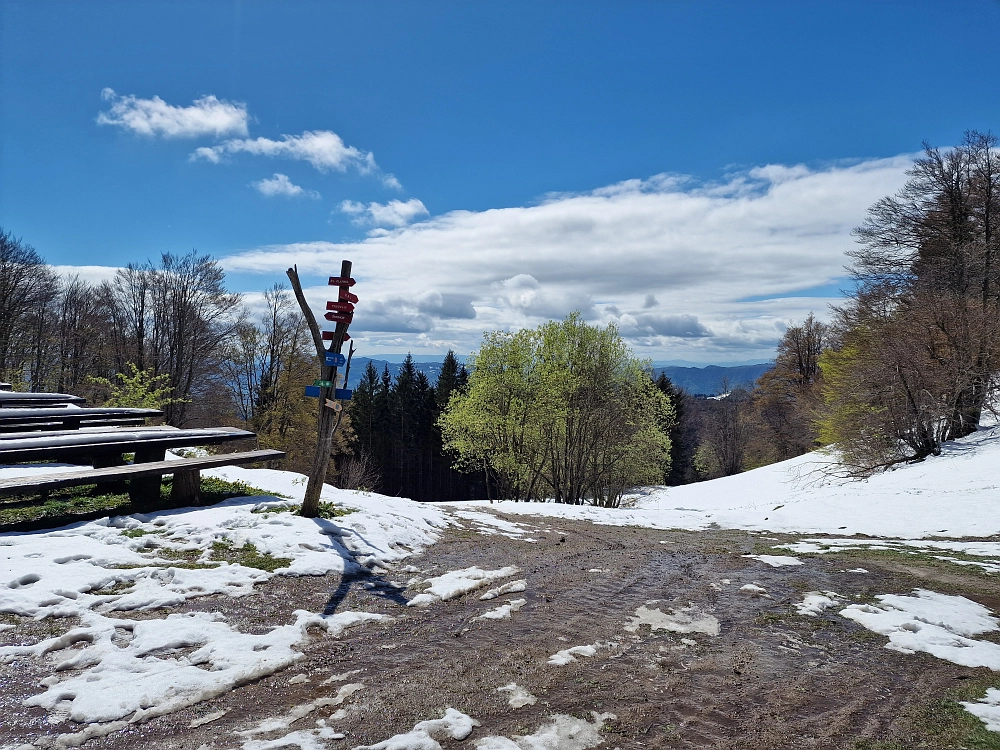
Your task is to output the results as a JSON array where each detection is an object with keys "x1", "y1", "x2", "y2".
[
  {"x1": 339, "y1": 289, "x2": 359, "y2": 303},
  {"x1": 328, "y1": 276, "x2": 356, "y2": 287},
  {"x1": 324, "y1": 330, "x2": 351, "y2": 341},
  {"x1": 325, "y1": 311, "x2": 353, "y2": 323},
  {"x1": 326, "y1": 301, "x2": 355, "y2": 312}
]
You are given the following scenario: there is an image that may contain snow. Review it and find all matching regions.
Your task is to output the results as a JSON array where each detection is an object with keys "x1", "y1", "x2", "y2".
[
  {"x1": 840, "y1": 589, "x2": 1000, "y2": 669},
  {"x1": 795, "y1": 592, "x2": 841, "y2": 616},
  {"x1": 743, "y1": 554, "x2": 803, "y2": 567},
  {"x1": 547, "y1": 644, "x2": 600, "y2": 665},
  {"x1": 474, "y1": 712, "x2": 615, "y2": 750},
  {"x1": 0, "y1": 462, "x2": 445, "y2": 738},
  {"x1": 962, "y1": 688, "x2": 1000, "y2": 732},
  {"x1": 476, "y1": 599, "x2": 526, "y2": 620},
  {"x1": 353, "y1": 707, "x2": 479, "y2": 750},
  {"x1": 453, "y1": 510, "x2": 540, "y2": 541},
  {"x1": 0, "y1": 609, "x2": 386, "y2": 727},
  {"x1": 740, "y1": 584, "x2": 768, "y2": 596},
  {"x1": 497, "y1": 683, "x2": 537, "y2": 708},
  {"x1": 624, "y1": 603, "x2": 720, "y2": 636},
  {"x1": 480, "y1": 580, "x2": 527, "y2": 600},
  {"x1": 406, "y1": 566, "x2": 520, "y2": 607},
  {"x1": 455, "y1": 426, "x2": 1000, "y2": 539}
]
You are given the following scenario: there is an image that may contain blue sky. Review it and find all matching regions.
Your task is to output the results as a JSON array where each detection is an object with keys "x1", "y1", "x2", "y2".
[{"x1": 3, "y1": 2, "x2": 1000, "y2": 363}]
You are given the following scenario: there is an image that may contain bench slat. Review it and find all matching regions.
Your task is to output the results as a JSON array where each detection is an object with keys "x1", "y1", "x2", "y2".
[
  {"x1": 0, "y1": 450, "x2": 287, "y2": 496},
  {"x1": 0, "y1": 407, "x2": 162, "y2": 421}
]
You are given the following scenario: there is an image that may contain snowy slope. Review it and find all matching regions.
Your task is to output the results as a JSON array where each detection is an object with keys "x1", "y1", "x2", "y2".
[{"x1": 458, "y1": 425, "x2": 1000, "y2": 539}]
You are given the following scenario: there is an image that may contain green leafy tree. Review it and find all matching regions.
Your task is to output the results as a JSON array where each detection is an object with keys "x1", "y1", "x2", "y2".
[
  {"x1": 439, "y1": 314, "x2": 674, "y2": 506},
  {"x1": 89, "y1": 362, "x2": 188, "y2": 410}
]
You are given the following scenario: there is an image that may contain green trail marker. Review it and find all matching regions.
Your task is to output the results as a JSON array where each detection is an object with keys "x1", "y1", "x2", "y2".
[{"x1": 314, "y1": 379, "x2": 333, "y2": 387}]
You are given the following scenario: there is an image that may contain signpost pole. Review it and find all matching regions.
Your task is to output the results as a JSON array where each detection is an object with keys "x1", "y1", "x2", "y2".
[{"x1": 286, "y1": 259, "x2": 353, "y2": 517}]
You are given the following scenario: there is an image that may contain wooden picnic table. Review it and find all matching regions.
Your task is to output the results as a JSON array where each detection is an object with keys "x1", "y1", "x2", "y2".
[
  {"x1": 0, "y1": 389, "x2": 284, "y2": 509},
  {"x1": 0, "y1": 425, "x2": 255, "y2": 463}
]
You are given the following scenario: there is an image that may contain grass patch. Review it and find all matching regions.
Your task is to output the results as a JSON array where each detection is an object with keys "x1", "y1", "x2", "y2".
[
  {"x1": 895, "y1": 673, "x2": 1000, "y2": 749},
  {"x1": 253, "y1": 501, "x2": 354, "y2": 519},
  {"x1": 0, "y1": 488, "x2": 130, "y2": 527},
  {"x1": 210, "y1": 540, "x2": 291, "y2": 572},
  {"x1": 120, "y1": 528, "x2": 165, "y2": 538}
]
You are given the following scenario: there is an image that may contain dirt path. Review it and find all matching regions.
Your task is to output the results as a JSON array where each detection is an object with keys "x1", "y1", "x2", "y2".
[{"x1": 4, "y1": 511, "x2": 1000, "y2": 749}]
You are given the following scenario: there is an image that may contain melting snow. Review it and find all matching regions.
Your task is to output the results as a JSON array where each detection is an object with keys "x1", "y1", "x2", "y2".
[
  {"x1": 795, "y1": 591, "x2": 842, "y2": 616},
  {"x1": 840, "y1": 589, "x2": 1000, "y2": 669},
  {"x1": 624, "y1": 603, "x2": 720, "y2": 636},
  {"x1": 476, "y1": 599, "x2": 526, "y2": 620},
  {"x1": 962, "y1": 688, "x2": 1000, "y2": 732},
  {"x1": 547, "y1": 644, "x2": 601, "y2": 665},
  {"x1": 353, "y1": 707, "x2": 479, "y2": 750},
  {"x1": 406, "y1": 566, "x2": 520, "y2": 607},
  {"x1": 474, "y1": 712, "x2": 616, "y2": 750},
  {"x1": 743, "y1": 554, "x2": 803, "y2": 567},
  {"x1": 479, "y1": 579, "x2": 527, "y2": 600},
  {"x1": 497, "y1": 683, "x2": 537, "y2": 708}
]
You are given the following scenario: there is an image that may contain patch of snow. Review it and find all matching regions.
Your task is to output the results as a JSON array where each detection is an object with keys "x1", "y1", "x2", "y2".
[
  {"x1": 795, "y1": 591, "x2": 841, "y2": 616},
  {"x1": 352, "y1": 707, "x2": 479, "y2": 750},
  {"x1": 840, "y1": 589, "x2": 1000, "y2": 668},
  {"x1": 240, "y1": 682, "x2": 364, "y2": 737},
  {"x1": 451, "y1": 510, "x2": 539, "y2": 541},
  {"x1": 497, "y1": 683, "x2": 537, "y2": 709},
  {"x1": 744, "y1": 554, "x2": 803, "y2": 567},
  {"x1": 476, "y1": 599, "x2": 526, "y2": 621},
  {"x1": 480, "y1": 580, "x2": 527, "y2": 600},
  {"x1": 474, "y1": 712, "x2": 616, "y2": 750},
  {"x1": 961, "y1": 688, "x2": 1000, "y2": 732},
  {"x1": 242, "y1": 727, "x2": 346, "y2": 749},
  {"x1": 624, "y1": 603, "x2": 720, "y2": 636},
  {"x1": 406, "y1": 566, "x2": 519, "y2": 607},
  {"x1": 547, "y1": 643, "x2": 601, "y2": 665},
  {"x1": 740, "y1": 584, "x2": 768, "y2": 595}
]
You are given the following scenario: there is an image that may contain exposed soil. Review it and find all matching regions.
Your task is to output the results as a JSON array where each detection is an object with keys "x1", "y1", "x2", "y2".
[{"x1": 3, "y1": 512, "x2": 1000, "y2": 749}]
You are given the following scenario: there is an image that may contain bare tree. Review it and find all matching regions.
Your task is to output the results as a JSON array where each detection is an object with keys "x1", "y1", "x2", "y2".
[{"x1": 0, "y1": 229, "x2": 58, "y2": 385}]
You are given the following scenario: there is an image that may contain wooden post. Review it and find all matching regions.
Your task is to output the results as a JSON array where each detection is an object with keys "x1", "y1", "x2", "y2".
[
  {"x1": 286, "y1": 260, "x2": 352, "y2": 517},
  {"x1": 171, "y1": 469, "x2": 201, "y2": 505}
]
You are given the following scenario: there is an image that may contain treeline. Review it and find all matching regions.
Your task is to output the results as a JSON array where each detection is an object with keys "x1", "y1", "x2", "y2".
[{"x1": 347, "y1": 352, "x2": 493, "y2": 501}]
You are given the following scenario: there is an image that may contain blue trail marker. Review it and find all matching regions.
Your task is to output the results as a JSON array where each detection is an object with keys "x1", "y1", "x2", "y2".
[
  {"x1": 304, "y1": 385, "x2": 321, "y2": 398},
  {"x1": 335, "y1": 388, "x2": 353, "y2": 401},
  {"x1": 325, "y1": 352, "x2": 347, "y2": 367}
]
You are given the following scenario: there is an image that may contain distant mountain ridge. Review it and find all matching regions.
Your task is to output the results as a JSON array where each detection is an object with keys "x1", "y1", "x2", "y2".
[
  {"x1": 653, "y1": 363, "x2": 773, "y2": 396},
  {"x1": 347, "y1": 356, "x2": 772, "y2": 395}
]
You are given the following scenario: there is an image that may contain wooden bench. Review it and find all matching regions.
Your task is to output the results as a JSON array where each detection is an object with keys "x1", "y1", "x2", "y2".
[
  {"x1": 0, "y1": 406, "x2": 163, "y2": 432},
  {"x1": 0, "y1": 449, "x2": 286, "y2": 505}
]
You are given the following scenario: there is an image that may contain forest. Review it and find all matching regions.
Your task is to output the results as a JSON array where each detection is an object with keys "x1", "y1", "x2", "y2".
[{"x1": 2, "y1": 132, "x2": 998, "y2": 501}]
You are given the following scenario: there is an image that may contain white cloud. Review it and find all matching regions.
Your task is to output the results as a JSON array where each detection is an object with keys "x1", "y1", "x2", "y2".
[
  {"x1": 97, "y1": 89, "x2": 249, "y2": 138},
  {"x1": 193, "y1": 130, "x2": 377, "y2": 176},
  {"x1": 222, "y1": 156, "x2": 913, "y2": 362},
  {"x1": 251, "y1": 173, "x2": 319, "y2": 199},
  {"x1": 340, "y1": 198, "x2": 429, "y2": 228}
]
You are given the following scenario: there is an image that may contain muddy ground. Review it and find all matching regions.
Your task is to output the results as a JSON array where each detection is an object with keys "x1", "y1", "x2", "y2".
[{"x1": 4, "y1": 511, "x2": 1000, "y2": 749}]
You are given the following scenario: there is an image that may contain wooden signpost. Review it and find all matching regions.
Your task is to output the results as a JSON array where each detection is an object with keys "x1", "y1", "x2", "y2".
[{"x1": 287, "y1": 259, "x2": 358, "y2": 517}]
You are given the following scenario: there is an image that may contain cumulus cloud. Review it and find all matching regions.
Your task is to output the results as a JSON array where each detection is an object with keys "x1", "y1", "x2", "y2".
[
  {"x1": 250, "y1": 173, "x2": 319, "y2": 199},
  {"x1": 192, "y1": 130, "x2": 378, "y2": 176},
  {"x1": 340, "y1": 198, "x2": 429, "y2": 228},
  {"x1": 223, "y1": 155, "x2": 913, "y2": 361},
  {"x1": 97, "y1": 89, "x2": 248, "y2": 138}
]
